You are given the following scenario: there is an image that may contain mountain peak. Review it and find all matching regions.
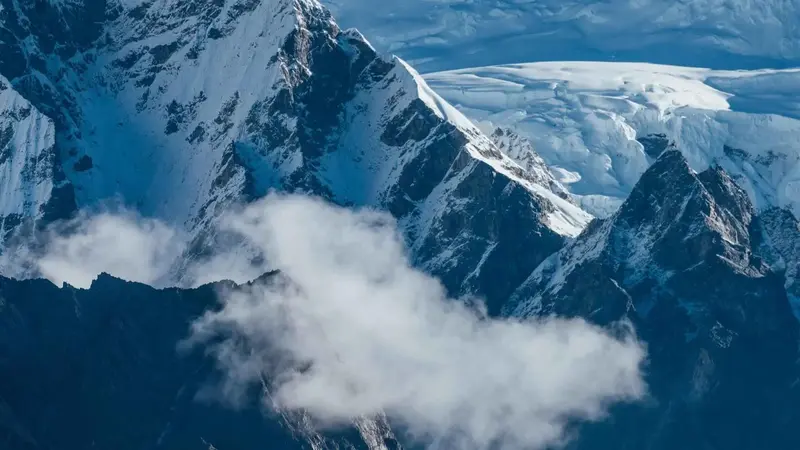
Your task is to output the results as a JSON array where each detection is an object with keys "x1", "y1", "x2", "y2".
[
  {"x1": 510, "y1": 146, "x2": 772, "y2": 319},
  {"x1": 1, "y1": 0, "x2": 587, "y2": 307},
  {"x1": 506, "y1": 142, "x2": 800, "y2": 450}
]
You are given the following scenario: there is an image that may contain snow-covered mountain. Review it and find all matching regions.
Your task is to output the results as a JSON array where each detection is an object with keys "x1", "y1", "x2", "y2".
[
  {"x1": 427, "y1": 62, "x2": 800, "y2": 218},
  {"x1": 0, "y1": 0, "x2": 589, "y2": 305},
  {"x1": 508, "y1": 149, "x2": 800, "y2": 449},
  {"x1": 323, "y1": 0, "x2": 800, "y2": 72},
  {"x1": 0, "y1": 76, "x2": 70, "y2": 241},
  {"x1": 2, "y1": 1, "x2": 800, "y2": 450}
]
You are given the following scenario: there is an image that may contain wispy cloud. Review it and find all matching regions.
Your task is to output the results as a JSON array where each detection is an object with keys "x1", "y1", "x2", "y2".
[
  {"x1": 0, "y1": 194, "x2": 646, "y2": 449},
  {"x1": 0, "y1": 210, "x2": 186, "y2": 288},
  {"x1": 187, "y1": 194, "x2": 647, "y2": 450}
]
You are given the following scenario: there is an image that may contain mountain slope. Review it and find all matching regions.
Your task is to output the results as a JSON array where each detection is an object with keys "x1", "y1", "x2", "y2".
[
  {"x1": 0, "y1": 75, "x2": 73, "y2": 241},
  {"x1": 0, "y1": 0, "x2": 591, "y2": 306},
  {"x1": 0, "y1": 272, "x2": 402, "y2": 450},
  {"x1": 507, "y1": 150, "x2": 800, "y2": 450}
]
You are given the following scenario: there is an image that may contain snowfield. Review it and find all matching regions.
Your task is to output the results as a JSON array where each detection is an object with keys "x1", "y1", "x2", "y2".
[
  {"x1": 426, "y1": 62, "x2": 800, "y2": 218},
  {"x1": 323, "y1": 0, "x2": 800, "y2": 72}
]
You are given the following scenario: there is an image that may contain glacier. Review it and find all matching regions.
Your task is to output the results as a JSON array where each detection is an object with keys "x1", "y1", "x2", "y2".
[{"x1": 426, "y1": 62, "x2": 800, "y2": 218}]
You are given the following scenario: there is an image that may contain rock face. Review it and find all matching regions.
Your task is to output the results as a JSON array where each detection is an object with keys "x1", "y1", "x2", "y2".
[
  {"x1": 508, "y1": 149, "x2": 800, "y2": 450},
  {"x1": 758, "y1": 207, "x2": 800, "y2": 314}
]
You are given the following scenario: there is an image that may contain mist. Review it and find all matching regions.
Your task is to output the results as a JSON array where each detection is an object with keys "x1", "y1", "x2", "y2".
[{"x1": 0, "y1": 194, "x2": 646, "y2": 450}]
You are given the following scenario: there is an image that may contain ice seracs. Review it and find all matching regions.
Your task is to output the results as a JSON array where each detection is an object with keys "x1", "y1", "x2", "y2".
[{"x1": 426, "y1": 62, "x2": 800, "y2": 218}]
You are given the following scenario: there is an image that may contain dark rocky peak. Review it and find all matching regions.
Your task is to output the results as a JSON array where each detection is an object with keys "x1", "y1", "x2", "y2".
[
  {"x1": 613, "y1": 149, "x2": 755, "y2": 275},
  {"x1": 509, "y1": 148, "x2": 790, "y2": 331},
  {"x1": 614, "y1": 149, "x2": 701, "y2": 238}
]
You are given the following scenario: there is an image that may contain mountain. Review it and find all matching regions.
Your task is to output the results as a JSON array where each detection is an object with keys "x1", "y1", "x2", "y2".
[
  {"x1": 4, "y1": 150, "x2": 799, "y2": 450},
  {"x1": 323, "y1": 0, "x2": 800, "y2": 72},
  {"x1": 0, "y1": 0, "x2": 589, "y2": 307},
  {"x1": 0, "y1": 272, "x2": 404, "y2": 450},
  {"x1": 426, "y1": 62, "x2": 800, "y2": 218},
  {"x1": 488, "y1": 126, "x2": 573, "y2": 202},
  {"x1": 2, "y1": 1, "x2": 800, "y2": 450},
  {"x1": 507, "y1": 149, "x2": 800, "y2": 449}
]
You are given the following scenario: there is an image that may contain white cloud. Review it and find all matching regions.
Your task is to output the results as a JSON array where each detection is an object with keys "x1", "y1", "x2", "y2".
[
  {"x1": 0, "y1": 193, "x2": 646, "y2": 449},
  {"x1": 187, "y1": 194, "x2": 647, "y2": 450},
  {"x1": 0, "y1": 210, "x2": 186, "y2": 288}
]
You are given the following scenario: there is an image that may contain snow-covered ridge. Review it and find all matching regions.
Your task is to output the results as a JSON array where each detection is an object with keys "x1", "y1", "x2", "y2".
[
  {"x1": 0, "y1": 0, "x2": 591, "y2": 308},
  {"x1": 426, "y1": 62, "x2": 800, "y2": 218},
  {"x1": 0, "y1": 0, "x2": 588, "y2": 240}
]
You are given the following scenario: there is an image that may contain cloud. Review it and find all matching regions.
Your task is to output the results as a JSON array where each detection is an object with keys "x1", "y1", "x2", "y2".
[
  {"x1": 0, "y1": 193, "x2": 646, "y2": 449},
  {"x1": 186, "y1": 194, "x2": 647, "y2": 450},
  {"x1": 0, "y1": 210, "x2": 187, "y2": 288},
  {"x1": 0, "y1": 209, "x2": 267, "y2": 289}
]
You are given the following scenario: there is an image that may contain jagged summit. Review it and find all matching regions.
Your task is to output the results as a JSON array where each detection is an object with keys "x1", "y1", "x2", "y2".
[
  {"x1": 510, "y1": 149, "x2": 771, "y2": 319},
  {"x1": 506, "y1": 148, "x2": 800, "y2": 450}
]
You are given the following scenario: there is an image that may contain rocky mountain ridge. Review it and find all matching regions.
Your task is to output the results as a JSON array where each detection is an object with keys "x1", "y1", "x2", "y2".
[
  {"x1": 0, "y1": 0, "x2": 588, "y2": 307},
  {"x1": 508, "y1": 149, "x2": 800, "y2": 450}
]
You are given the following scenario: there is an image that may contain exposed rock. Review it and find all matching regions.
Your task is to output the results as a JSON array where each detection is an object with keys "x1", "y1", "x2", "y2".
[{"x1": 508, "y1": 150, "x2": 800, "y2": 450}]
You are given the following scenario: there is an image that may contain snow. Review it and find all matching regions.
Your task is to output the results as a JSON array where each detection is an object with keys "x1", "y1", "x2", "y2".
[
  {"x1": 322, "y1": 0, "x2": 800, "y2": 72},
  {"x1": 425, "y1": 62, "x2": 800, "y2": 218},
  {"x1": 0, "y1": 76, "x2": 57, "y2": 234},
  {"x1": 464, "y1": 133, "x2": 593, "y2": 236},
  {"x1": 395, "y1": 59, "x2": 478, "y2": 132},
  {"x1": 63, "y1": 0, "x2": 303, "y2": 225}
]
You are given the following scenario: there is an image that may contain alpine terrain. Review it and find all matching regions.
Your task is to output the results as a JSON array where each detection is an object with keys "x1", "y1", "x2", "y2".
[{"x1": 0, "y1": 0, "x2": 799, "y2": 450}]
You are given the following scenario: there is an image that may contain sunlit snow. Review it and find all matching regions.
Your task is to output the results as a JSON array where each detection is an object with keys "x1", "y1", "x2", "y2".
[{"x1": 426, "y1": 62, "x2": 800, "y2": 218}]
